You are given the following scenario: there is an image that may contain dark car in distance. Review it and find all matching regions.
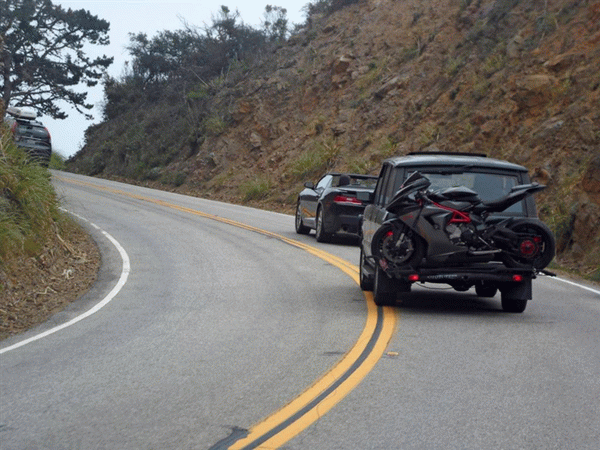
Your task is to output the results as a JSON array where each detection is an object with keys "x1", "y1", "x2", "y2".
[
  {"x1": 295, "y1": 172, "x2": 378, "y2": 242},
  {"x1": 4, "y1": 107, "x2": 52, "y2": 167}
]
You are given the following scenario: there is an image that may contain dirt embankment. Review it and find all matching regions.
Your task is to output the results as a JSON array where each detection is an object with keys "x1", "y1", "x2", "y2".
[{"x1": 0, "y1": 224, "x2": 100, "y2": 340}]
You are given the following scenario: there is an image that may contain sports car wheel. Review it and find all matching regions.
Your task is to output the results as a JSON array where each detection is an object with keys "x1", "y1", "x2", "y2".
[
  {"x1": 315, "y1": 207, "x2": 330, "y2": 243},
  {"x1": 295, "y1": 202, "x2": 310, "y2": 235}
]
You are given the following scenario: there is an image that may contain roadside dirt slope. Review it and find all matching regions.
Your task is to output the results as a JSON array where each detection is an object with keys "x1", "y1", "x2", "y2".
[{"x1": 0, "y1": 224, "x2": 100, "y2": 340}]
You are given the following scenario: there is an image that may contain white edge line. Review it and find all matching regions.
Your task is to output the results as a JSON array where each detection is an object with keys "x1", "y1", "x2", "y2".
[
  {"x1": 553, "y1": 276, "x2": 600, "y2": 296},
  {"x1": 0, "y1": 212, "x2": 130, "y2": 354}
]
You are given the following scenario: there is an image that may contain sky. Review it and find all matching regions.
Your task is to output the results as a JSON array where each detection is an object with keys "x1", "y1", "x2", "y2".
[{"x1": 43, "y1": 0, "x2": 310, "y2": 158}]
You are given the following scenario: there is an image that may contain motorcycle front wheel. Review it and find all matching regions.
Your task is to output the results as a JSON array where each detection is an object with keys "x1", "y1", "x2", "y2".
[
  {"x1": 371, "y1": 222, "x2": 425, "y2": 268},
  {"x1": 501, "y1": 220, "x2": 556, "y2": 270}
]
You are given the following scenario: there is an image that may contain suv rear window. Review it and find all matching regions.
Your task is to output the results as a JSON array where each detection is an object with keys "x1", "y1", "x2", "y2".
[
  {"x1": 393, "y1": 168, "x2": 526, "y2": 215},
  {"x1": 424, "y1": 172, "x2": 522, "y2": 213},
  {"x1": 13, "y1": 120, "x2": 51, "y2": 142}
]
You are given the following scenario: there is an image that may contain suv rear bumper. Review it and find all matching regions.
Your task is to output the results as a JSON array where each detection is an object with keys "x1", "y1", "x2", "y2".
[
  {"x1": 397, "y1": 265, "x2": 534, "y2": 284},
  {"x1": 370, "y1": 259, "x2": 537, "y2": 300}
]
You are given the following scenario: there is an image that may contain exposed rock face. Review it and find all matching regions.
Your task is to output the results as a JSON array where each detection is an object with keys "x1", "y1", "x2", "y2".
[
  {"x1": 582, "y1": 156, "x2": 600, "y2": 205},
  {"x1": 73, "y1": 0, "x2": 600, "y2": 272},
  {"x1": 512, "y1": 75, "x2": 559, "y2": 111}
]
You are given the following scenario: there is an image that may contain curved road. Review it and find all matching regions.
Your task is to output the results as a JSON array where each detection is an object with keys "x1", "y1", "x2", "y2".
[{"x1": 1, "y1": 172, "x2": 599, "y2": 449}]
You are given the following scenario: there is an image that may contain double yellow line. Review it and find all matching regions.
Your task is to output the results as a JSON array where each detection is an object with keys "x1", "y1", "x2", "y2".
[{"x1": 58, "y1": 176, "x2": 397, "y2": 449}]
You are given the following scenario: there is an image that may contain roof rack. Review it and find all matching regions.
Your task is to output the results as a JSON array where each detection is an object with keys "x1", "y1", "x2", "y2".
[
  {"x1": 408, "y1": 151, "x2": 488, "y2": 158},
  {"x1": 6, "y1": 106, "x2": 36, "y2": 120}
]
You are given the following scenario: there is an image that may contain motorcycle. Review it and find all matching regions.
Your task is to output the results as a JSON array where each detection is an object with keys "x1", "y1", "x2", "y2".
[{"x1": 371, "y1": 171, "x2": 556, "y2": 274}]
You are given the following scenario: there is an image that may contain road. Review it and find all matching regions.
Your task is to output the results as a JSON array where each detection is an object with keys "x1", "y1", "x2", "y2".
[{"x1": 1, "y1": 172, "x2": 599, "y2": 449}]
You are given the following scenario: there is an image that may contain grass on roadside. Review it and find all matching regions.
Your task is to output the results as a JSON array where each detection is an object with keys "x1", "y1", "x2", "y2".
[
  {"x1": 0, "y1": 127, "x2": 64, "y2": 271},
  {"x1": 49, "y1": 151, "x2": 67, "y2": 170}
]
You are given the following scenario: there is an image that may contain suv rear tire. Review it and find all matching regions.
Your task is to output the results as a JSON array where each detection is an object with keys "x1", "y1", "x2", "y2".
[
  {"x1": 359, "y1": 247, "x2": 374, "y2": 291},
  {"x1": 501, "y1": 297, "x2": 527, "y2": 313},
  {"x1": 373, "y1": 265, "x2": 396, "y2": 306}
]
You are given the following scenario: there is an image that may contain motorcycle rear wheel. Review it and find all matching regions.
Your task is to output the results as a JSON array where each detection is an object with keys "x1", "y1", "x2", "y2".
[{"x1": 501, "y1": 220, "x2": 555, "y2": 270}]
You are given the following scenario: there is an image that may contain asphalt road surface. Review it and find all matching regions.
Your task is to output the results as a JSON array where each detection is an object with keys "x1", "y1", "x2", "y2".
[{"x1": 1, "y1": 172, "x2": 598, "y2": 450}]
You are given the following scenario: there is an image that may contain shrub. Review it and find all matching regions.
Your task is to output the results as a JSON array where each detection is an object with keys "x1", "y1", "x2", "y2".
[
  {"x1": 49, "y1": 151, "x2": 67, "y2": 170},
  {"x1": 241, "y1": 177, "x2": 272, "y2": 202},
  {"x1": 203, "y1": 115, "x2": 227, "y2": 136},
  {"x1": 482, "y1": 51, "x2": 506, "y2": 78},
  {"x1": 445, "y1": 56, "x2": 465, "y2": 78},
  {"x1": 346, "y1": 157, "x2": 376, "y2": 175},
  {"x1": 289, "y1": 139, "x2": 340, "y2": 180},
  {"x1": 0, "y1": 128, "x2": 61, "y2": 264},
  {"x1": 161, "y1": 171, "x2": 186, "y2": 187},
  {"x1": 329, "y1": 0, "x2": 361, "y2": 13}
]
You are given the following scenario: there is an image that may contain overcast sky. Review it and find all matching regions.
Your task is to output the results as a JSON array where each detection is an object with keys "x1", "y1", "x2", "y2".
[{"x1": 45, "y1": 0, "x2": 310, "y2": 158}]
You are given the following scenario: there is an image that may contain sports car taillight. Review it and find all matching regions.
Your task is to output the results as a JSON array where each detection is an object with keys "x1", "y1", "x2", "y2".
[{"x1": 333, "y1": 195, "x2": 362, "y2": 205}]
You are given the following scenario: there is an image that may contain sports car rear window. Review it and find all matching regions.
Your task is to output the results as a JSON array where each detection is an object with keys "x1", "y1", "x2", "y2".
[{"x1": 332, "y1": 175, "x2": 378, "y2": 188}]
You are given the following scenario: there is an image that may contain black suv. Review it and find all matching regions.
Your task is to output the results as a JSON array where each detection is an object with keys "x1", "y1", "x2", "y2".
[
  {"x1": 4, "y1": 107, "x2": 52, "y2": 167},
  {"x1": 359, "y1": 152, "x2": 554, "y2": 313}
]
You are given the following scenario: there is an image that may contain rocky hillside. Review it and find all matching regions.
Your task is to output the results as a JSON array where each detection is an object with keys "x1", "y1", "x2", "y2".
[{"x1": 69, "y1": 0, "x2": 600, "y2": 277}]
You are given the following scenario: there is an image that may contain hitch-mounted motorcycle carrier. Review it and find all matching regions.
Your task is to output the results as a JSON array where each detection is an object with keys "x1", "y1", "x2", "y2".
[
  {"x1": 379, "y1": 261, "x2": 544, "y2": 301},
  {"x1": 396, "y1": 265, "x2": 535, "y2": 284}
]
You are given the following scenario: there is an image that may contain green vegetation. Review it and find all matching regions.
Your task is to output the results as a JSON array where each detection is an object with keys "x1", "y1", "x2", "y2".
[
  {"x1": 288, "y1": 139, "x2": 340, "y2": 180},
  {"x1": 445, "y1": 56, "x2": 465, "y2": 78},
  {"x1": 399, "y1": 38, "x2": 423, "y2": 63},
  {"x1": 0, "y1": 127, "x2": 63, "y2": 271},
  {"x1": 49, "y1": 151, "x2": 67, "y2": 171},
  {"x1": 537, "y1": 170, "x2": 583, "y2": 255},
  {"x1": 355, "y1": 60, "x2": 389, "y2": 98},
  {"x1": 346, "y1": 157, "x2": 375, "y2": 175},
  {"x1": 481, "y1": 50, "x2": 507, "y2": 78},
  {"x1": 241, "y1": 177, "x2": 272, "y2": 202},
  {"x1": 160, "y1": 171, "x2": 187, "y2": 187},
  {"x1": 203, "y1": 115, "x2": 227, "y2": 136},
  {"x1": 1, "y1": 0, "x2": 112, "y2": 120},
  {"x1": 418, "y1": 123, "x2": 441, "y2": 147},
  {"x1": 66, "y1": 0, "x2": 369, "y2": 185},
  {"x1": 67, "y1": 3, "x2": 300, "y2": 181},
  {"x1": 305, "y1": 0, "x2": 361, "y2": 16},
  {"x1": 368, "y1": 137, "x2": 400, "y2": 162}
]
